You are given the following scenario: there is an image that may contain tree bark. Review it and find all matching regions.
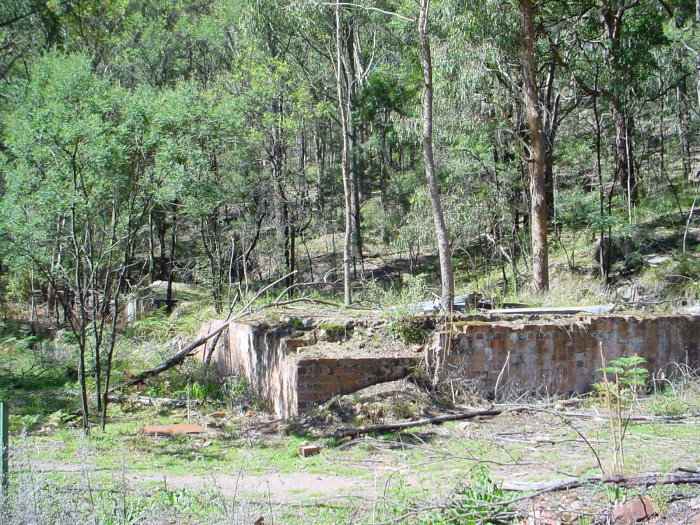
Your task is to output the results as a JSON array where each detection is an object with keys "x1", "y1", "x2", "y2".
[
  {"x1": 345, "y1": 22, "x2": 364, "y2": 271},
  {"x1": 336, "y1": 6, "x2": 353, "y2": 306},
  {"x1": 518, "y1": 0, "x2": 549, "y2": 292},
  {"x1": 418, "y1": 0, "x2": 454, "y2": 312},
  {"x1": 612, "y1": 106, "x2": 637, "y2": 205},
  {"x1": 601, "y1": 4, "x2": 637, "y2": 207},
  {"x1": 696, "y1": 0, "x2": 700, "y2": 110},
  {"x1": 677, "y1": 78, "x2": 691, "y2": 178}
]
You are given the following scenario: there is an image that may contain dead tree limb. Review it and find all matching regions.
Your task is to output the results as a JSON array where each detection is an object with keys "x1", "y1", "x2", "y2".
[
  {"x1": 502, "y1": 472, "x2": 700, "y2": 492},
  {"x1": 526, "y1": 408, "x2": 700, "y2": 421},
  {"x1": 331, "y1": 409, "x2": 503, "y2": 439},
  {"x1": 112, "y1": 272, "x2": 297, "y2": 391},
  {"x1": 203, "y1": 327, "x2": 226, "y2": 365},
  {"x1": 273, "y1": 280, "x2": 341, "y2": 302},
  {"x1": 262, "y1": 297, "x2": 340, "y2": 308},
  {"x1": 112, "y1": 322, "x2": 230, "y2": 390},
  {"x1": 106, "y1": 393, "x2": 190, "y2": 408}
]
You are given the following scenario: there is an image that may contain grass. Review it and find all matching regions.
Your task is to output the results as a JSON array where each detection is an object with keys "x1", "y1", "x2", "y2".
[
  {"x1": 3, "y1": 385, "x2": 699, "y2": 524},
  {"x1": 1, "y1": 281, "x2": 699, "y2": 524}
]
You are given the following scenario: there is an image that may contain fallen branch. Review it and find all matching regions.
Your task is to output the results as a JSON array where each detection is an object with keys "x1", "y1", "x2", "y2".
[
  {"x1": 112, "y1": 272, "x2": 296, "y2": 391},
  {"x1": 331, "y1": 409, "x2": 503, "y2": 439},
  {"x1": 106, "y1": 393, "x2": 190, "y2": 408},
  {"x1": 272, "y1": 280, "x2": 341, "y2": 302},
  {"x1": 501, "y1": 472, "x2": 700, "y2": 492},
  {"x1": 261, "y1": 297, "x2": 340, "y2": 309},
  {"x1": 112, "y1": 324, "x2": 230, "y2": 390},
  {"x1": 529, "y1": 408, "x2": 700, "y2": 421},
  {"x1": 66, "y1": 391, "x2": 190, "y2": 408}
]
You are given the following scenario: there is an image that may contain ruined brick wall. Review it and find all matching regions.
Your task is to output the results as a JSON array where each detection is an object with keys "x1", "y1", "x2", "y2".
[
  {"x1": 199, "y1": 314, "x2": 700, "y2": 418},
  {"x1": 199, "y1": 320, "x2": 298, "y2": 417},
  {"x1": 430, "y1": 315, "x2": 700, "y2": 395},
  {"x1": 199, "y1": 321, "x2": 416, "y2": 418},
  {"x1": 295, "y1": 357, "x2": 417, "y2": 410}
]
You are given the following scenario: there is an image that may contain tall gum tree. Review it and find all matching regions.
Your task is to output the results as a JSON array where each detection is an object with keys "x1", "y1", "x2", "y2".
[
  {"x1": 418, "y1": 0, "x2": 455, "y2": 312},
  {"x1": 335, "y1": 4, "x2": 354, "y2": 306},
  {"x1": 517, "y1": 0, "x2": 549, "y2": 292}
]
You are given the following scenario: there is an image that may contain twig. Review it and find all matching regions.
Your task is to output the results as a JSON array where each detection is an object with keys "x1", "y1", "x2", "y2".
[
  {"x1": 320, "y1": 1, "x2": 414, "y2": 21},
  {"x1": 493, "y1": 350, "x2": 510, "y2": 402}
]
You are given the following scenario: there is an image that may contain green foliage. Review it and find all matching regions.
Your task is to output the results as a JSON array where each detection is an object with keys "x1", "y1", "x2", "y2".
[
  {"x1": 438, "y1": 465, "x2": 507, "y2": 524},
  {"x1": 388, "y1": 315, "x2": 431, "y2": 345},
  {"x1": 594, "y1": 355, "x2": 650, "y2": 403},
  {"x1": 555, "y1": 187, "x2": 603, "y2": 232},
  {"x1": 382, "y1": 465, "x2": 509, "y2": 524},
  {"x1": 663, "y1": 255, "x2": 700, "y2": 299},
  {"x1": 318, "y1": 320, "x2": 347, "y2": 340},
  {"x1": 648, "y1": 395, "x2": 686, "y2": 417}
]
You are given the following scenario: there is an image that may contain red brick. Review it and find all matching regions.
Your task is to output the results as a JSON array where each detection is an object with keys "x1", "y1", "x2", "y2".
[{"x1": 300, "y1": 445, "x2": 320, "y2": 457}]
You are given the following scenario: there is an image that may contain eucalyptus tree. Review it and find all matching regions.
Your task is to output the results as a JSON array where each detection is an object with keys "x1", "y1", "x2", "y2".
[
  {"x1": 418, "y1": 0, "x2": 455, "y2": 310},
  {"x1": 517, "y1": 0, "x2": 549, "y2": 291},
  {"x1": 1, "y1": 53, "x2": 144, "y2": 433}
]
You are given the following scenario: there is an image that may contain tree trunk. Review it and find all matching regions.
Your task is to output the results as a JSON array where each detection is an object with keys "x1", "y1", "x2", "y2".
[
  {"x1": 418, "y1": 0, "x2": 454, "y2": 313},
  {"x1": 518, "y1": 0, "x2": 549, "y2": 292},
  {"x1": 336, "y1": 6, "x2": 353, "y2": 306},
  {"x1": 677, "y1": 78, "x2": 691, "y2": 179},
  {"x1": 612, "y1": 105, "x2": 637, "y2": 206},
  {"x1": 601, "y1": 4, "x2": 636, "y2": 208},
  {"x1": 696, "y1": 0, "x2": 700, "y2": 110},
  {"x1": 345, "y1": 23, "x2": 364, "y2": 271},
  {"x1": 165, "y1": 202, "x2": 178, "y2": 313}
]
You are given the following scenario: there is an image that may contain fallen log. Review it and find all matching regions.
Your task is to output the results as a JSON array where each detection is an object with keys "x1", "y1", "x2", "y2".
[
  {"x1": 111, "y1": 272, "x2": 345, "y2": 392},
  {"x1": 501, "y1": 472, "x2": 700, "y2": 492},
  {"x1": 530, "y1": 408, "x2": 700, "y2": 421},
  {"x1": 111, "y1": 272, "x2": 298, "y2": 392},
  {"x1": 331, "y1": 409, "x2": 503, "y2": 439},
  {"x1": 112, "y1": 321, "x2": 230, "y2": 390},
  {"x1": 106, "y1": 393, "x2": 189, "y2": 408}
]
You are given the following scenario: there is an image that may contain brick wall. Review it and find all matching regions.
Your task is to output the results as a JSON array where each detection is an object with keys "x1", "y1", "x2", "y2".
[
  {"x1": 198, "y1": 320, "x2": 416, "y2": 418},
  {"x1": 200, "y1": 315, "x2": 700, "y2": 418},
  {"x1": 429, "y1": 315, "x2": 700, "y2": 395},
  {"x1": 295, "y1": 357, "x2": 417, "y2": 410}
]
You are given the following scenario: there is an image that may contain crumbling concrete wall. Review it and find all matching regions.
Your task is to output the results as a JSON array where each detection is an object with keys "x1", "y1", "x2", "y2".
[
  {"x1": 199, "y1": 320, "x2": 300, "y2": 418},
  {"x1": 428, "y1": 315, "x2": 700, "y2": 395}
]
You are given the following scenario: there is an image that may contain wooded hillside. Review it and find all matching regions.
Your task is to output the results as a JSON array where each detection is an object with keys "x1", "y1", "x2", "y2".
[{"x1": 1, "y1": 0, "x2": 698, "y2": 314}]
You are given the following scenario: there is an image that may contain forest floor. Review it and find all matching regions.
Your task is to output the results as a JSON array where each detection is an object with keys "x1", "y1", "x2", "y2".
[{"x1": 4, "y1": 375, "x2": 700, "y2": 524}]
